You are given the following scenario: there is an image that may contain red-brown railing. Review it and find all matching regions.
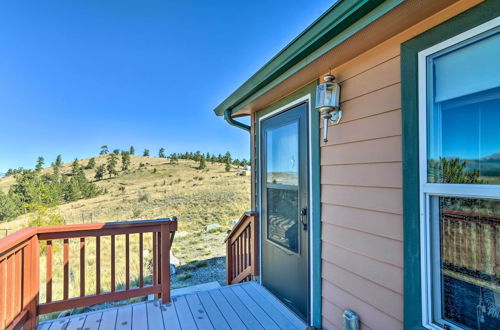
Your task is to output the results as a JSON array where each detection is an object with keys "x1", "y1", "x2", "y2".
[
  {"x1": 225, "y1": 211, "x2": 258, "y2": 285},
  {"x1": 0, "y1": 218, "x2": 177, "y2": 330}
]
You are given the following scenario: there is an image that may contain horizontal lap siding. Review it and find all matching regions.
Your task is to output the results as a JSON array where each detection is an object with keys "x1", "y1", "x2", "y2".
[{"x1": 320, "y1": 23, "x2": 404, "y2": 330}]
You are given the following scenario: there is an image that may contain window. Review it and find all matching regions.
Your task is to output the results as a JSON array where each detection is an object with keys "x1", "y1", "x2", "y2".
[{"x1": 419, "y1": 20, "x2": 500, "y2": 329}]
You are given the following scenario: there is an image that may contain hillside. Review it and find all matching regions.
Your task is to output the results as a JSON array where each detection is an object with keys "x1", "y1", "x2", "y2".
[{"x1": 0, "y1": 155, "x2": 250, "y2": 307}]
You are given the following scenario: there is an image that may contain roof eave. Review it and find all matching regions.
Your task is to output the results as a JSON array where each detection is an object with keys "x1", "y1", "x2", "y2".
[{"x1": 213, "y1": 0, "x2": 402, "y2": 117}]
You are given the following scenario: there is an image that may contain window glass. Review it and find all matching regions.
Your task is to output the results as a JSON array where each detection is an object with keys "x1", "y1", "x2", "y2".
[
  {"x1": 266, "y1": 121, "x2": 299, "y2": 185},
  {"x1": 266, "y1": 187, "x2": 299, "y2": 253},
  {"x1": 427, "y1": 31, "x2": 500, "y2": 185},
  {"x1": 431, "y1": 197, "x2": 500, "y2": 329}
]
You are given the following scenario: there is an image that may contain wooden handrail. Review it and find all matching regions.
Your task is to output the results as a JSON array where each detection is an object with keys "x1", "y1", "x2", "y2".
[
  {"x1": 0, "y1": 218, "x2": 177, "y2": 330},
  {"x1": 225, "y1": 211, "x2": 258, "y2": 285}
]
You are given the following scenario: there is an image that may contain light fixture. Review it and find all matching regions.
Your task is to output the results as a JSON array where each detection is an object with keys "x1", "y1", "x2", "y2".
[{"x1": 315, "y1": 74, "x2": 342, "y2": 142}]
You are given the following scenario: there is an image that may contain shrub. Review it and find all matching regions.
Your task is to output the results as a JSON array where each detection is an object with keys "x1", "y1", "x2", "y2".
[{"x1": 138, "y1": 192, "x2": 150, "y2": 202}]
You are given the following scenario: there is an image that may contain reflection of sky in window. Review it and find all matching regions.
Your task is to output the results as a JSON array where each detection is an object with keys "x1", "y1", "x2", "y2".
[
  {"x1": 440, "y1": 89, "x2": 500, "y2": 160},
  {"x1": 267, "y1": 122, "x2": 298, "y2": 174}
]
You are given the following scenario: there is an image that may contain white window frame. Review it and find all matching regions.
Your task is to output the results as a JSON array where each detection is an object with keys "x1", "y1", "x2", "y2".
[{"x1": 418, "y1": 17, "x2": 500, "y2": 330}]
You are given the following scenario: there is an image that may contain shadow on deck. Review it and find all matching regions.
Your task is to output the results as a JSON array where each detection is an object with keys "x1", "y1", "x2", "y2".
[{"x1": 37, "y1": 281, "x2": 307, "y2": 330}]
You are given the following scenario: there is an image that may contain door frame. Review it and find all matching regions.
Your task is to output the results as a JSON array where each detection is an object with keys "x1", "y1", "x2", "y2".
[{"x1": 256, "y1": 89, "x2": 320, "y2": 326}]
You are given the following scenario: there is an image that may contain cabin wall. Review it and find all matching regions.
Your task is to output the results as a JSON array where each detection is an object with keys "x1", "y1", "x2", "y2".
[{"x1": 318, "y1": 1, "x2": 482, "y2": 329}]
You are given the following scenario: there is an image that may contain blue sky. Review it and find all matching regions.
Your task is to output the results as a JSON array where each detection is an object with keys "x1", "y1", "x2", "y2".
[{"x1": 0, "y1": 0, "x2": 331, "y2": 172}]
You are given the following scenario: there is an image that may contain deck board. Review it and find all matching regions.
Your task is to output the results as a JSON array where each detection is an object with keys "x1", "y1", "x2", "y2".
[
  {"x1": 82, "y1": 311, "x2": 102, "y2": 330},
  {"x1": 37, "y1": 282, "x2": 307, "y2": 330},
  {"x1": 172, "y1": 295, "x2": 198, "y2": 330},
  {"x1": 146, "y1": 301, "x2": 164, "y2": 329},
  {"x1": 229, "y1": 285, "x2": 280, "y2": 330},
  {"x1": 185, "y1": 293, "x2": 215, "y2": 330},
  {"x1": 115, "y1": 305, "x2": 132, "y2": 330},
  {"x1": 207, "y1": 288, "x2": 247, "y2": 329},
  {"x1": 219, "y1": 286, "x2": 264, "y2": 330},
  {"x1": 132, "y1": 301, "x2": 148, "y2": 330},
  {"x1": 197, "y1": 291, "x2": 231, "y2": 330},
  {"x1": 98, "y1": 308, "x2": 117, "y2": 330},
  {"x1": 160, "y1": 301, "x2": 181, "y2": 330}
]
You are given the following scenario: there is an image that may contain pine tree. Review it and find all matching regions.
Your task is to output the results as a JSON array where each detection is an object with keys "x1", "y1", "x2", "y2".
[
  {"x1": 113, "y1": 149, "x2": 120, "y2": 155},
  {"x1": 71, "y1": 159, "x2": 80, "y2": 176},
  {"x1": 85, "y1": 157, "x2": 96, "y2": 169},
  {"x1": 107, "y1": 154, "x2": 118, "y2": 178},
  {"x1": 130, "y1": 145, "x2": 135, "y2": 155},
  {"x1": 143, "y1": 149, "x2": 150, "y2": 157},
  {"x1": 100, "y1": 145, "x2": 109, "y2": 155},
  {"x1": 224, "y1": 151, "x2": 232, "y2": 164},
  {"x1": 225, "y1": 159, "x2": 231, "y2": 172},
  {"x1": 121, "y1": 151, "x2": 131, "y2": 172},
  {"x1": 170, "y1": 153, "x2": 178, "y2": 164},
  {"x1": 198, "y1": 156, "x2": 207, "y2": 170},
  {"x1": 159, "y1": 148, "x2": 166, "y2": 158},
  {"x1": 53, "y1": 155, "x2": 62, "y2": 178},
  {"x1": 35, "y1": 156, "x2": 44, "y2": 172},
  {"x1": 94, "y1": 165, "x2": 105, "y2": 181}
]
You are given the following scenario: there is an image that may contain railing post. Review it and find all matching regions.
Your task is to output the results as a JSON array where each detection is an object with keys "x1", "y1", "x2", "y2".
[
  {"x1": 28, "y1": 234, "x2": 39, "y2": 329},
  {"x1": 226, "y1": 235, "x2": 233, "y2": 285},
  {"x1": 160, "y1": 222, "x2": 171, "y2": 304}
]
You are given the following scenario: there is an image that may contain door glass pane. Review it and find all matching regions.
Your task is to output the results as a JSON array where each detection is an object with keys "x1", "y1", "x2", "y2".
[
  {"x1": 427, "y1": 31, "x2": 500, "y2": 185},
  {"x1": 431, "y1": 196, "x2": 500, "y2": 329},
  {"x1": 267, "y1": 187, "x2": 299, "y2": 253},
  {"x1": 266, "y1": 121, "x2": 299, "y2": 185}
]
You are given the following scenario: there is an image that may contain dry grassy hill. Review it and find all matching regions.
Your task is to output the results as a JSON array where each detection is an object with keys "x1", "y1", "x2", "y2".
[{"x1": 0, "y1": 155, "x2": 250, "y2": 313}]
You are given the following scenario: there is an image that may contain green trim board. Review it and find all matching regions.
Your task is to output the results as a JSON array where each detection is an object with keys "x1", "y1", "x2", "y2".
[
  {"x1": 214, "y1": 0, "x2": 405, "y2": 117},
  {"x1": 401, "y1": 1, "x2": 499, "y2": 329},
  {"x1": 255, "y1": 81, "x2": 321, "y2": 328}
]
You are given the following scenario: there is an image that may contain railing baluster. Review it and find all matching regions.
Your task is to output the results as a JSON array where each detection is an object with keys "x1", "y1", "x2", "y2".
[
  {"x1": 46, "y1": 241, "x2": 52, "y2": 303},
  {"x1": 80, "y1": 238, "x2": 85, "y2": 297},
  {"x1": 0, "y1": 258, "x2": 5, "y2": 329},
  {"x1": 157, "y1": 231, "x2": 162, "y2": 299},
  {"x1": 14, "y1": 251, "x2": 22, "y2": 315},
  {"x1": 96, "y1": 236, "x2": 101, "y2": 295},
  {"x1": 153, "y1": 232, "x2": 157, "y2": 289},
  {"x1": 139, "y1": 233, "x2": 144, "y2": 288},
  {"x1": 63, "y1": 239, "x2": 69, "y2": 300},
  {"x1": 6, "y1": 255, "x2": 14, "y2": 325},
  {"x1": 111, "y1": 235, "x2": 115, "y2": 292},
  {"x1": 125, "y1": 234, "x2": 130, "y2": 290}
]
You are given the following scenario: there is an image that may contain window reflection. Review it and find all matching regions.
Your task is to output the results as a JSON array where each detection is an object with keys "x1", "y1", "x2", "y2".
[
  {"x1": 432, "y1": 197, "x2": 500, "y2": 329},
  {"x1": 266, "y1": 121, "x2": 299, "y2": 185},
  {"x1": 428, "y1": 88, "x2": 500, "y2": 185},
  {"x1": 267, "y1": 188, "x2": 299, "y2": 253}
]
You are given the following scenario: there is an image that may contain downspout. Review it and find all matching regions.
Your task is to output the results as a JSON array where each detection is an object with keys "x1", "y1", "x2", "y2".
[{"x1": 224, "y1": 108, "x2": 250, "y2": 132}]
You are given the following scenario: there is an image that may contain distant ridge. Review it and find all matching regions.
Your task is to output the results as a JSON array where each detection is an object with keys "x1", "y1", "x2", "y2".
[{"x1": 0, "y1": 173, "x2": 5, "y2": 178}]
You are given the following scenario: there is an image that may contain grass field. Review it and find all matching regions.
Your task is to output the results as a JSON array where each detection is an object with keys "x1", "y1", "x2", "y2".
[{"x1": 0, "y1": 155, "x2": 250, "y2": 317}]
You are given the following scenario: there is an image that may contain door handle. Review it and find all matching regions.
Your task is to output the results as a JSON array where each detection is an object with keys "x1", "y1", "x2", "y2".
[{"x1": 300, "y1": 207, "x2": 307, "y2": 230}]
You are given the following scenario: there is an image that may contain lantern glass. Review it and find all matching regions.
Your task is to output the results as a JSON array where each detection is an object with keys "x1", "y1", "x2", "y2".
[{"x1": 315, "y1": 81, "x2": 340, "y2": 110}]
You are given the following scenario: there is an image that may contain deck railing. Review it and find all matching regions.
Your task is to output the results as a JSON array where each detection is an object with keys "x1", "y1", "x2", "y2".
[
  {"x1": 225, "y1": 211, "x2": 258, "y2": 285},
  {"x1": 0, "y1": 218, "x2": 177, "y2": 330}
]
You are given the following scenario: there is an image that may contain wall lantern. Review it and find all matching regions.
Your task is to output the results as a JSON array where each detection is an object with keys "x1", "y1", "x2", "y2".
[{"x1": 315, "y1": 74, "x2": 342, "y2": 142}]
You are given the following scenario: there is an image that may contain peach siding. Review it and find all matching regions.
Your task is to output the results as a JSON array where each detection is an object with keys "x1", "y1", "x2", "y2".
[{"x1": 319, "y1": 1, "x2": 482, "y2": 329}]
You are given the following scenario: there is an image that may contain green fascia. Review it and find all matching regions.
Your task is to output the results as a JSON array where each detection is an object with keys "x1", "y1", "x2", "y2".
[
  {"x1": 401, "y1": 1, "x2": 499, "y2": 329},
  {"x1": 214, "y1": 0, "x2": 405, "y2": 117},
  {"x1": 255, "y1": 82, "x2": 322, "y2": 328}
]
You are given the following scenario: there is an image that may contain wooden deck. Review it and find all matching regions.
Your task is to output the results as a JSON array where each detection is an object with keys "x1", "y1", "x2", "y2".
[{"x1": 37, "y1": 281, "x2": 307, "y2": 330}]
